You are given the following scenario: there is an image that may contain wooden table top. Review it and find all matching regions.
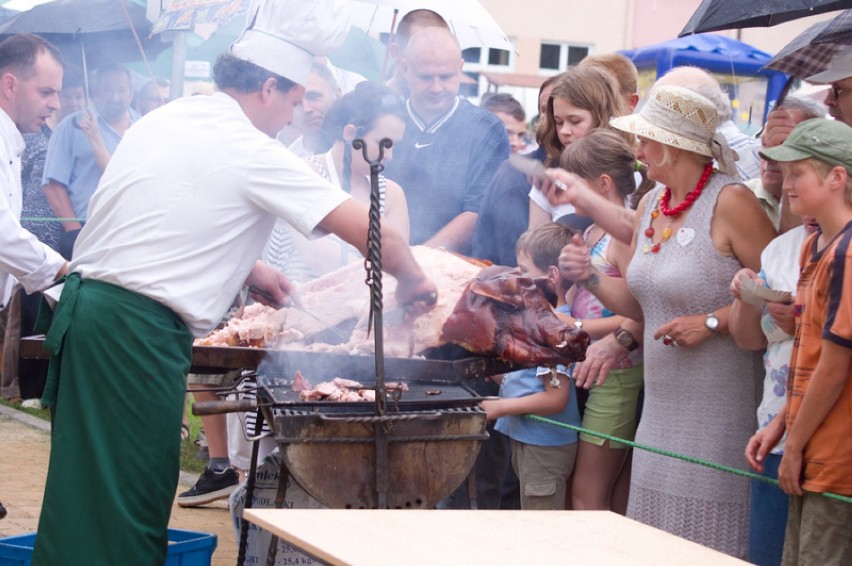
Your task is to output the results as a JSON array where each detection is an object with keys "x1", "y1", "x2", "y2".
[{"x1": 243, "y1": 508, "x2": 749, "y2": 565}]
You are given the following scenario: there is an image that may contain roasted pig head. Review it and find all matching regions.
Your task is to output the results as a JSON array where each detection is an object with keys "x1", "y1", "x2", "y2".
[{"x1": 441, "y1": 265, "x2": 590, "y2": 365}]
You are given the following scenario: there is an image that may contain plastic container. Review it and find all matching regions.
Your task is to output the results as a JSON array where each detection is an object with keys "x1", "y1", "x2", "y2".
[{"x1": 0, "y1": 528, "x2": 217, "y2": 565}]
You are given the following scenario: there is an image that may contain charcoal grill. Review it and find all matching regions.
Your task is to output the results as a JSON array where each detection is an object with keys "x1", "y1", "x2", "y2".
[{"x1": 196, "y1": 139, "x2": 509, "y2": 566}]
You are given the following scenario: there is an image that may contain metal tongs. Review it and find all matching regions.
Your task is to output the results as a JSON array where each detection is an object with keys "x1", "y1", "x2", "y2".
[
  {"x1": 508, "y1": 154, "x2": 567, "y2": 190},
  {"x1": 248, "y1": 285, "x2": 348, "y2": 341}
]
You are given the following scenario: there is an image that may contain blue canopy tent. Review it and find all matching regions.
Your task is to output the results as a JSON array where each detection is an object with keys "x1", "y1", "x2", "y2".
[{"x1": 620, "y1": 34, "x2": 788, "y2": 133}]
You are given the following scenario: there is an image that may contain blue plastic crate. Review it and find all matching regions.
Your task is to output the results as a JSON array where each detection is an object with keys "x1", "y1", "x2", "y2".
[{"x1": 0, "y1": 528, "x2": 217, "y2": 565}]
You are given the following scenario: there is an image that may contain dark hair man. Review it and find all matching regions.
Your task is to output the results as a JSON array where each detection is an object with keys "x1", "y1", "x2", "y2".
[
  {"x1": 0, "y1": 33, "x2": 66, "y2": 313},
  {"x1": 42, "y1": 61, "x2": 138, "y2": 258}
]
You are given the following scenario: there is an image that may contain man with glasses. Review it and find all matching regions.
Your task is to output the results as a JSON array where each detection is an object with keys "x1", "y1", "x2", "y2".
[
  {"x1": 808, "y1": 46, "x2": 852, "y2": 127},
  {"x1": 762, "y1": 47, "x2": 851, "y2": 150}
]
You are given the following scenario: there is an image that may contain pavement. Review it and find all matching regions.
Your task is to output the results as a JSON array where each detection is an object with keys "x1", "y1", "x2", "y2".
[{"x1": 0, "y1": 405, "x2": 238, "y2": 565}]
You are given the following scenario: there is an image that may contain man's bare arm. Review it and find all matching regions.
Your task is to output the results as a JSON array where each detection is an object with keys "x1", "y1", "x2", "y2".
[{"x1": 424, "y1": 211, "x2": 478, "y2": 252}]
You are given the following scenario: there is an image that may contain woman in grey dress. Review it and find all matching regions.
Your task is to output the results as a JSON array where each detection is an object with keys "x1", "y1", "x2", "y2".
[{"x1": 559, "y1": 85, "x2": 776, "y2": 557}]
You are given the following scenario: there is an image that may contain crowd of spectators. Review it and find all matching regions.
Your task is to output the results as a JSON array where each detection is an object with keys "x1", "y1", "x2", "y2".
[{"x1": 1, "y1": 5, "x2": 851, "y2": 565}]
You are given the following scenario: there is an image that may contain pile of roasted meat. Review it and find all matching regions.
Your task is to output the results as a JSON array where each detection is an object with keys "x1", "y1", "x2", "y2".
[
  {"x1": 196, "y1": 246, "x2": 589, "y2": 366},
  {"x1": 292, "y1": 372, "x2": 410, "y2": 402}
]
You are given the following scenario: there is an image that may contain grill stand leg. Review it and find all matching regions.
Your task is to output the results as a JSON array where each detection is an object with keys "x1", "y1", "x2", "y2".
[
  {"x1": 466, "y1": 468, "x2": 478, "y2": 510},
  {"x1": 375, "y1": 422, "x2": 389, "y2": 509},
  {"x1": 266, "y1": 458, "x2": 291, "y2": 566},
  {"x1": 237, "y1": 411, "x2": 264, "y2": 566}
]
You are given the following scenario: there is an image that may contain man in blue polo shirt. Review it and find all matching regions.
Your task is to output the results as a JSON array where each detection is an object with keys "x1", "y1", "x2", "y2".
[
  {"x1": 383, "y1": 27, "x2": 509, "y2": 254},
  {"x1": 42, "y1": 62, "x2": 139, "y2": 258}
]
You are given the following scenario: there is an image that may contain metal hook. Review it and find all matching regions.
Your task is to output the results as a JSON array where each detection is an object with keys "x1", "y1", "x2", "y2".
[{"x1": 352, "y1": 137, "x2": 393, "y2": 174}]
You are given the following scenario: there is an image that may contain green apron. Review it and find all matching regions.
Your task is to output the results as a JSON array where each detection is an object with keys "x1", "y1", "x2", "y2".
[{"x1": 32, "y1": 274, "x2": 193, "y2": 566}]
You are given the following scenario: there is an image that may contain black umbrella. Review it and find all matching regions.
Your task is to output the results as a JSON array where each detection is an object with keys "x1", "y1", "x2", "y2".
[
  {"x1": 0, "y1": 0, "x2": 168, "y2": 69},
  {"x1": 680, "y1": 0, "x2": 852, "y2": 36}
]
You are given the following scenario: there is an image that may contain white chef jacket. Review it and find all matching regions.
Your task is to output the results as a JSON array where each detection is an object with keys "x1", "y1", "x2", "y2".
[
  {"x1": 0, "y1": 108, "x2": 65, "y2": 308},
  {"x1": 71, "y1": 92, "x2": 350, "y2": 336}
]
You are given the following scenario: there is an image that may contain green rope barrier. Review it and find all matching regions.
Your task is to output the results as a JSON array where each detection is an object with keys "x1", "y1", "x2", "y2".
[
  {"x1": 20, "y1": 217, "x2": 83, "y2": 223},
  {"x1": 526, "y1": 414, "x2": 852, "y2": 505}
]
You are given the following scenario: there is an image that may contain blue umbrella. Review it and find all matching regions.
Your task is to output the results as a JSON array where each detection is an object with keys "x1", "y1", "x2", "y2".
[{"x1": 0, "y1": 0, "x2": 167, "y2": 68}]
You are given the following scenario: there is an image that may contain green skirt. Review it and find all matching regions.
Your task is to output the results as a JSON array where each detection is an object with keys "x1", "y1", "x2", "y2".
[{"x1": 32, "y1": 274, "x2": 193, "y2": 566}]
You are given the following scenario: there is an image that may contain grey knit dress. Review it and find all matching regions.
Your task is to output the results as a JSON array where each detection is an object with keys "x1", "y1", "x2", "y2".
[{"x1": 625, "y1": 174, "x2": 761, "y2": 558}]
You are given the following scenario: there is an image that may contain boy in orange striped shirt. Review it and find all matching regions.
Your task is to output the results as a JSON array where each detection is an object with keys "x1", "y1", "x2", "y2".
[{"x1": 751, "y1": 119, "x2": 852, "y2": 566}]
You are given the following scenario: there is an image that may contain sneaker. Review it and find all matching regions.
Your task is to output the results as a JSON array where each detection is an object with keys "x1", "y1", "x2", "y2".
[
  {"x1": 177, "y1": 467, "x2": 239, "y2": 508},
  {"x1": 21, "y1": 399, "x2": 42, "y2": 409}
]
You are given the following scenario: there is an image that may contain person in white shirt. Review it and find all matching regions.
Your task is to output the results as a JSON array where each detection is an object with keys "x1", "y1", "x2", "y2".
[
  {"x1": 31, "y1": 1, "x2": 436, "y2": 564},
  {"x1": 0, "y1": 30, "x2": 67, "y2": 538},
  {"x1": 0, "y1": 34, "x2": 67, "y2": 313}
]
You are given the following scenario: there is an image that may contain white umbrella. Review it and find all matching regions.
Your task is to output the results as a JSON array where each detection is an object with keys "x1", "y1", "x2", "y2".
[{"x1": 347, "y1": 0, "x2": 514, "y2": 53}]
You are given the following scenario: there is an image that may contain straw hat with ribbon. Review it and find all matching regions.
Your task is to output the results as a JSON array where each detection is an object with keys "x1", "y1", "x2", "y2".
[{"x1": 610, "y1": 85, "x2": 739, "y2": 176}]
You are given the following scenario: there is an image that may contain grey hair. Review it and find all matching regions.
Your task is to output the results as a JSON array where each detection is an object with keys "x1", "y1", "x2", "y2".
[
  {"x1": 776, "y1": 94, "x2": 827, "y2": 120},
  {"x1": 310, "y1": 62, "x2": 339, "y2": 94}
]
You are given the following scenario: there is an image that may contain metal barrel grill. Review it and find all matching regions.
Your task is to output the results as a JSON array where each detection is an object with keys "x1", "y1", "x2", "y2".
[{"x1": 191, "y1": 138, "x2": 519, "y2": 566}]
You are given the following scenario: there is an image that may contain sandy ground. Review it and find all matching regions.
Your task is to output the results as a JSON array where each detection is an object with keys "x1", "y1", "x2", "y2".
[{"x1": 0, "y1": 407, "x2": 238, "y2": 565}]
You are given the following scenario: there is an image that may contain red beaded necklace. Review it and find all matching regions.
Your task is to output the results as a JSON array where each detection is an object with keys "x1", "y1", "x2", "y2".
[{"x1": 643, "y1": 163, "x2": 714, "y2": 254}]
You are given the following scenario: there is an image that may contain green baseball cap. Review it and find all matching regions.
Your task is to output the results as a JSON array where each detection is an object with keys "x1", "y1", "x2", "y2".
[{"x1": 760, "y1": 119, "x2": 852, "y2": 176}]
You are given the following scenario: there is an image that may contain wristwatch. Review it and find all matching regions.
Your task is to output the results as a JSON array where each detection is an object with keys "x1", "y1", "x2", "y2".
[
  {"x1": 705, "y1": 312, "x2": 720, "y2": 332},
  {"x1": 573, "y1": 319, "x2": 584, "y2": 331},
  {"x1": 614, "y1": 326, "x2": 640, "y2": 351}
]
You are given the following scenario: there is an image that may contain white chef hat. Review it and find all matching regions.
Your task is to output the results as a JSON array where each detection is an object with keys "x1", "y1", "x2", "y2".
[{"x1": 229, "y1": 0, "x2": 351, "y2": 85}]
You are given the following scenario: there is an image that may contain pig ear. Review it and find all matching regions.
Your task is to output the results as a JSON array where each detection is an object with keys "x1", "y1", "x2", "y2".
[{"x1": 468, "y1": 266, "x2": 525, "y2": 308}]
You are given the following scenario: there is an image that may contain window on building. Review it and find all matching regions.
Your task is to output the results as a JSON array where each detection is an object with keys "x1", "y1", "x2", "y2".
[
  {"x1": 462, "y1": 47, "x2": 482, "y2": 64},
  {"x1": 488, "y1": 48, "x2": 510, "y2": 66},
  {"x1": 464, "y1": 47, "x2": 512, "y2": 68},
  {"x1": 460, "y1": 42, "x2": 515, "y2": 99},
  {"x1": 567, "y1": 45, "x2": 589, "y2": 67},
  {"x1": 539, "y1": 42, "x2": 591, "y2": 72},
  {"x1": 459, "y1": 71, "x2": 480, "y2": 98},
  {"x1": 540, "y1": 43, "x2": 561, "y2": 70}
]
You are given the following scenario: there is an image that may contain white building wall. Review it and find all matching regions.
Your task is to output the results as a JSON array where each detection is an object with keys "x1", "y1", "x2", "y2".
[
  {"x1": 471, "y1": 0, "x2": 841, "y2": 119},
  {"x1": 480, "y1": 0, "x2": 840, "y2": 66}
]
